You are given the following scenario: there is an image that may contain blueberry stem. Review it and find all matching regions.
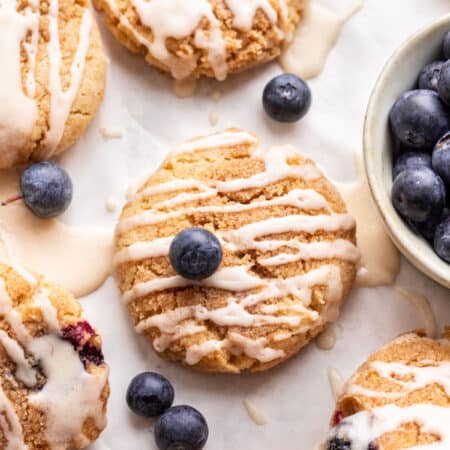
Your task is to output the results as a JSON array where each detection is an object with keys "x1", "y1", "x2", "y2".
[{"x1": 1, "y1": 194, "x2": 23, "y2": 206}]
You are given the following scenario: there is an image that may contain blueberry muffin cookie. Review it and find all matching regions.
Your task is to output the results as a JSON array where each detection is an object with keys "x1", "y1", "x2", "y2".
[
  {"x1": 0, "y1": 262, "x2": 109, "y2": 449},
  {"x1": 326, "y1": 329, "x2": 450, "y2": 450},
  {"x1": 0, "y1": 0, "x2": 107, "y2": 168},
  {"x1": 114, "y1": 129, "x2": 359, "y2": 373},
  {"x1": 94, "y1": 0, "x2": 307, "y2": 80}
]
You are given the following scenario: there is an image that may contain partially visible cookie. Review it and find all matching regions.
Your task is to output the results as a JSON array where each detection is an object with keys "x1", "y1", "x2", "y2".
[
  {"x1": 0, "y1": 262, "x2": 109, "y2": 449},
  {"x1": 0, "y1": 0, "x2": 107, "y2": 168},
  {"x1": 325, "y1": 329, "x2": 450, "y2": 450},
  {"x1": 94, "y1": 0, "x2": 307, "y2": 80},
  {"x1": 114, "y1": 129, "x2": 358, "y2": 373}
]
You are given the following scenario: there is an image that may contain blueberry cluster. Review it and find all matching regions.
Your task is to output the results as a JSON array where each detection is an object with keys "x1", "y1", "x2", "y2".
[
  {"x1": 126, "y1": 372, "x2": 209, "y2": 450},
  {"x1": 389, "y1": 31, "x2": 450, "y2": 263}
]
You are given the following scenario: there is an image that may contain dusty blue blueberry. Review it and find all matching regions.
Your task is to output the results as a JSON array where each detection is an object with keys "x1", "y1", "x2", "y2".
[
  {"x1": 434, "y1": 214, "x2": 450, "y2": 263},
  {"x1": 262, "y1": 73, "x2": 311, "y2": 123},
  {"x1": 443, "y1": 31, "x2": 450, "y2": 59},
  {"x1": 20, "y1": 161, "x2": 73, "y2": 218},
  {"x1": 418, "y1": 61, "x2": 444, "y2": 91},
  {"x1": 126, "y1": 372, "x2": 174, "y2": 418},
  {"x1": 389, "y1": 90, "x2": 449, "y2": 151},
  {"x1": 438, "y1": 60, "x2": 450, "y2": 105},
  {"x1": 169, "y1": 227, "x2": 222, "y2": 280},
  {"x1": 393, "y1": 152, "x2": 432, "y2": 180},
  {"x1": 432, "y1": 131, "x2": 450, "y2": 187},
  {"x1": 155, "y1": 405, "x2": 208, "y2": 450},
  {"x1": 391, "y1": 167, "x2": 446, "y2": 226}
]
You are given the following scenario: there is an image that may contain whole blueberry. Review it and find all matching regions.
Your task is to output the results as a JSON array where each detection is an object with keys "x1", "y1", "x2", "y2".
[
  {"x1": 432, "y1": 131, "x2": 450, "y2": 187},
  {"x1": 438, "y1": 60, "x2": 450, "y2": 105},
  {"x1": 262, "y1": 73, "x2": 311, "y2": 123},
  {"x1": 20, "y1": 161, "x2": 73, "y2": 218},
  {"x1": 393, "y1": 152, "x2": 432, "y2": 180},
  {"x1": 126, "y1": 372, "x2": 174, "y2": 418},
  {"x1": 154, "y1": 405, "x2": 209, "y2": 450},
  {"x1": 327, "y1": 438, "x2": 352, "y2": 450},
  {"x1": 389, "y1": 90, "x2": 449, "y2": 151},
  {"x1": 443, "y1": 31, "x2": 450, "y2": 59},
  {"x1": 169, "y1": 227, "x2": 222, "y2": 280},
  {"x1": 434, "y1": 215, "x2": 450, "y2": 263},
  {"x1": 418, "y1": 61, "x2": 444, "y2": 91},
  {"x1": 391, "y1": 167, "x2": 446, "y2": 225}
]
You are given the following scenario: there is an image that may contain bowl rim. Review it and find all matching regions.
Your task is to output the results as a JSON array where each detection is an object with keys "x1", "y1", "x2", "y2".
[{"x1": 363, "y1": 13, "x2": 450, "y2": 289}]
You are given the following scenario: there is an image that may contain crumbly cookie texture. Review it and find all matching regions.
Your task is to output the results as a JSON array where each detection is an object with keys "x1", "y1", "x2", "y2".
[
  {"x1": 114, "y1": 129, "x2": 358, "y2": 373},
  {"x1": 0, "y1": 0, "x2": 107, "y2": 168},
  {"x1": 93, "y1": 0, "x2": 307, "y2": 80},
  {"x1": 327, "y1": 329, "x2": 450, "y2": 450},
  {"x1": 0, "y1": 262, "x2": 109, "y2": 449}
]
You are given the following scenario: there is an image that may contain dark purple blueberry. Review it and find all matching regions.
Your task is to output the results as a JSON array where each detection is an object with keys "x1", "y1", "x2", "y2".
[
  {"x1": 389, "y1": 90, "x2": 449, "y2": 151},
  {"x1": 154, "y1": 405, "x2": 208, "y2": 450},
  {"x1": 327, "y1": 438, "x2": 352, "y2": 450},
  {"x1": 169, "y1": 227, "x2": 222, "y2": 280},
  {"x1": 434, "y1": 215, "x2": 450, "y2": 262},
  {"x1": 438, "y1": 60, "x2": 450, "y2": 105},
  {"x1": 391, "y1": 168, "x2": 446, "y2": 225},
  {"x1": 392, "y1": 152, "x2": 432, "y2": 180},
  {"x1": 432, "y1": 131, "x2": 450, "y2": 187},
  {"x1": 20, "y1": 161, "x2": 73, "y2": 218},
  {"x1": 444, "y1": 31, "x2": 450, "y2": 60},
  {"x1": 79, "y1": 344, "x2": 104, "y2": 367},
  {"x1": 407, "y1": 218, "x2": 439, "y2": 242},
  {"x1": 126, "y1": 372, "x2": 174, "y2": 418},
  {"x1": 262, "y1": 73, "x2": 311, "y2": 123},
  {"x1": 418, "y1": 61, "x2": 444, "y2": 91}
]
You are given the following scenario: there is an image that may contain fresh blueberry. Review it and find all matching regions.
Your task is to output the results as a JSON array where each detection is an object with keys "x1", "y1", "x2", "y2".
[
  {"x1": 443, "y1": 31, "x2": 450, "y2": 59},
  {"x1": 392, "y1": 152, "x2": 432, "y2": 180},
  {"x1": 432, "y1": 131, "x2": 450, "y2": 187},
  {"x1": 434, "y1": 215, "x2": 450, "y2": 263},
  {"x1": 154, "y1": 405, "x2": 208, "y2": 450},
  {"x1": 169, "y1": 227, "x2": 222, "y2": 280},
  {"x1": 262, "y1": 73, "x2": 311, "y2": 123},
  {"x1": 126, "y1": 372, "x2": 174, "y2": 418},
  {"x1": 389, "y1": 90, "x2": 449, "y2": 151},
  {"x1": 327, "y1": 438, "x2": 352, "y2": 450},
  {"x1": 438, "y1": 60, "x2": 450, "y2": 105},
  {"x1": 20, "y1": 161, "x2": 73, "y2": 218},
  {"x1": 418, "y1": 61, "x2": 444, "y2": 91},
  {"x1": 391, "y1": 168, "x2": 446, "y2": 225}
]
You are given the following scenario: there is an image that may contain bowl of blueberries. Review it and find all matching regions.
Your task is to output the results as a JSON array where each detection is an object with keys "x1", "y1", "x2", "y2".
[{"x1": 364, "y1": 14, "x2": 450, "y2": 288}]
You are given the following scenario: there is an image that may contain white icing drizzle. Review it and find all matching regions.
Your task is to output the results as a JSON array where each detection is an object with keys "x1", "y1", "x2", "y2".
[
  {"x1": 0, "y1": 269, "x2": 107, "y2": 449},
  {"x1": 101, "y1": 0, "x2": 287, "y2": 80},
  {"x1": 118, "y1": 130, "x2": 358, "y2": 365},
  {"x1": 0, "y1": 0, "x2": 94, "y2": 166}
]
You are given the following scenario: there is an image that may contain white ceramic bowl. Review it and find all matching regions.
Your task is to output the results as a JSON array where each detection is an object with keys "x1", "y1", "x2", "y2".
[{"x1": 364, "y1": 14, "x2": 450, "y2": 289}]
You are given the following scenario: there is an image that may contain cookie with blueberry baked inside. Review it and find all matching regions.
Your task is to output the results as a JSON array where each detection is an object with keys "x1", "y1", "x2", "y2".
[
  {"x1": 114, "y1": 128, "x2": 358, "y2": 373},
  {"x1": 0, "y1": 262, "x2": 109, "y2": 449},
  {"x1": 93, "y1": 0, "x2": 307, "y2": 80},
  {"x1": 325, "y1": 329, "x2": 450, "y2": 450}
]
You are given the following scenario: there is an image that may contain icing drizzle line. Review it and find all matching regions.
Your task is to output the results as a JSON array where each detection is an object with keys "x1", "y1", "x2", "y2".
[{"x1": 117, "y1": 130, "x2": 359, "y2": 366}]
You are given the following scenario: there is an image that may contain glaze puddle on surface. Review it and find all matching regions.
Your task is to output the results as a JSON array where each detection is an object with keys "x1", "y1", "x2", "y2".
[
  {"x1": 0, "y1": 169, "x2": 113, "y2": 297},
  {"x1": 337, "y1": 157, "x2": 400, "y2": 287},
  {"x1": 279, "y1": 1, "x2": 363, "y2": 79},
  {"x1": 327, "y1": 367, "x2": 345, "y2": 401},
  {"x1": 172, "y1": 78, "x2": 198, "y2": 98},
  {"x1": 243, "y1": 398, "x2": 267, "y2": 426},
  {"x1": 315, "y1": 325, "x2": 336, "y2": 350}
]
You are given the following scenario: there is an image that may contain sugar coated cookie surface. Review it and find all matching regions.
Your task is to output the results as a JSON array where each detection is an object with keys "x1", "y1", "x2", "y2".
[
  {"x1": 326, "y1": 329, "x2": 450, "y2": 450},
  {"x1": 0, "y1": 262, "x2": 109, "y2": 449},
  {"x1": 114, "y1": 129, "x2": 358, "y2": 373},
  {"x1": 94, "y1": 0, "x2": 307, "y2": 80},
  {"x1": 0, "y1": 0, "x2": 107, "y2": 168}
]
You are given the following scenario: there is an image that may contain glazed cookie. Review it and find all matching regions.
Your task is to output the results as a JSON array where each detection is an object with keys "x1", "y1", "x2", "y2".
[
  {"x1": 94, "y1": 0, "x2": 307, "y2": 80},
  {"x1": 325, "y1": 329, "x2": 450, "y2": 450},
  {"x1": 0, "y1": 262, "x2": 109, "y2": 449},
  {"x1": 0, "y1": 0, "x2": 107, "y2": 168},
  {"x1": 114, "y1": 129, "x2": 359, "y2": 373}
]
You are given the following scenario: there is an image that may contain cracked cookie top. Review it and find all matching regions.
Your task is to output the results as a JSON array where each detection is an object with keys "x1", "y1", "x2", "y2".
[
  {"x1": 114, "y1": 129, "x2": 358, "y2": 373},
  {"x1": 0, "y1": 0, "x2": 106, "y2": 168},
  {"x1": 94, "y1": 0, "x2": 307, "y2": 80},
  {"x1": 0, "y1": 262, "x2": 109, "y2": 449}
]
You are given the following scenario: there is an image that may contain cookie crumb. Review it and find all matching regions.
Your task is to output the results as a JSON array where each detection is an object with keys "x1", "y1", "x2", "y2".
[{"x1": 243, "y1": 399, "x2": 267, "y2": 425}]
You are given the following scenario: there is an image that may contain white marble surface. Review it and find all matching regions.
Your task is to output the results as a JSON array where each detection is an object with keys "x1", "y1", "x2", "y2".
[{"x1": 55, "y1": 0, "x2": 450, "y2": 448}]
